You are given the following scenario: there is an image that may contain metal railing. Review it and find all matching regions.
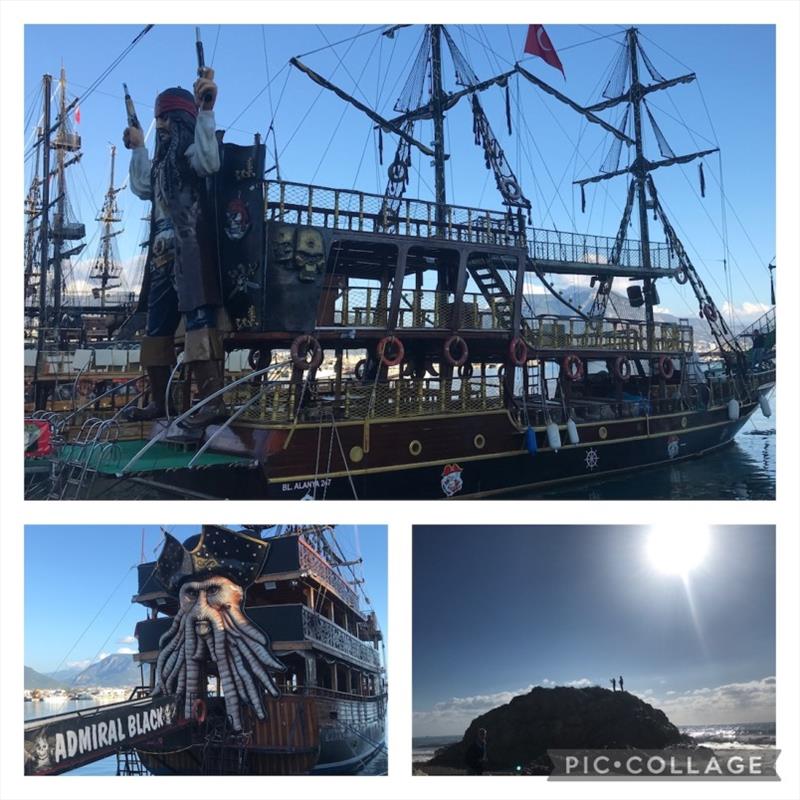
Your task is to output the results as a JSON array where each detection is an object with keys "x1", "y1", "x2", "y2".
[
  {"x1": 527, "y1": 227, "x2": 679, "y2": 270},
  {"x1": 525, "y1": 315, "x2": 694, "y2": 353},
  {"x1": 300, "y1": 605, "x2": 381, "y2": 669},
  {"x1": 321, "y1": 285, "x2": 512, "y2": 330},
  {"x1": 264, "y1": 181, "x2": 676, "y2": 269},
  {"x1": 266, "y1": 181, "x2": 526, "y2": 246}
]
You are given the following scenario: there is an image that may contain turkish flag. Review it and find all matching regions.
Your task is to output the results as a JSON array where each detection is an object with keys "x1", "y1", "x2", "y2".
[
  {"x1": 524, "y1": 24, "x2": 565, "y2": 77},
  {"x1": 74, "y1": 106, "x2": 81, "y2": 124}
]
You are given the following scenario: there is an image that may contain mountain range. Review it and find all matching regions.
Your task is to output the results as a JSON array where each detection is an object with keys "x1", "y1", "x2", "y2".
[{"x1": 25, "y1": 654, "x2": 140, "y2": 690}]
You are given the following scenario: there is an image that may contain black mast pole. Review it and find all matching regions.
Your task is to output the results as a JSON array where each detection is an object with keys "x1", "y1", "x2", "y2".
[
  {"x1": 52, "y1": 66, "x2": 68, "y2": 342},
  {"x1": 627, "y1": 28, "x2": 655, "y2": 349},
  {"x1": 430, "y1": 25, "x2": 447, "y2": 232},
  {"x1": 35, "y1": 73, "x2": 52, "y2": 406}
]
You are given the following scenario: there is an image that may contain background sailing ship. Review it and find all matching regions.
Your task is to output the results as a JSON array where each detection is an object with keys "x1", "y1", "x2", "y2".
[{"x1": 23, "y1": 24, "x2": 775, "y2": 500}]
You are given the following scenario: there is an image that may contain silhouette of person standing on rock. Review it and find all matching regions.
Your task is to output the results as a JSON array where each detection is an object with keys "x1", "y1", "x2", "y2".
[
  {"x1": 619, "y1": 675, "x2": 624, "y2": 692},
  {"x1": 465, "y1": 728, "x2": 488, "y2": 775},
  {"x1": 610, "y1": 677, "x2": 616, "y2": 691}
]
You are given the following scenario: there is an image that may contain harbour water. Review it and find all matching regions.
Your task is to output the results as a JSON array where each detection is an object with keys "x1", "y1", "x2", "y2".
[
  {"x1": 520, "y1": 404, "x2": 776, "y2": 500},
  {"x1": 25, "y1": 699, "x2": 387, "y2": 776},
  {"x1": 412, "y1": 721, "x2": 777, "y2": 765}
]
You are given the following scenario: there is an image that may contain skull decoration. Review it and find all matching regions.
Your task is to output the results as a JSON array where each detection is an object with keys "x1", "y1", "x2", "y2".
[
  {"x1": 293, "y1": 227, "x2": 325, "y2": 283},
  {"x1": 270, "y1": 225, "x2": 296, "y2": 271}
]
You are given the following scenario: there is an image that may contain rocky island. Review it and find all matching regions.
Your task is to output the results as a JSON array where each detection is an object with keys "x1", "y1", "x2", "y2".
[{"x1": 424, "y1": 686, "x2": 693, "y2": 775}]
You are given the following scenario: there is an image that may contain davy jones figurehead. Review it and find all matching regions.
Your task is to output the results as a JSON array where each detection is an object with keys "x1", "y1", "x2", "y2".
[
  {"x1": 152, "y1": 527, "x2": 285, "y2": 731},
  {"x1": 123, "y1": 68, "x2": 227, "y2": 429}
]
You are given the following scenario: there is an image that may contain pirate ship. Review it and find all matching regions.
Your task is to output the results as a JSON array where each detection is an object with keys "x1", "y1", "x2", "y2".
[
  {"x1": 24, "y1": 524, "x2": 387, "y2": 775},
  {"x1": 27, "y1": 25, "x2": 775, "y2": 500},
  {"x1": 24, "y1": 68, "x2": 143, "y2": 419}
]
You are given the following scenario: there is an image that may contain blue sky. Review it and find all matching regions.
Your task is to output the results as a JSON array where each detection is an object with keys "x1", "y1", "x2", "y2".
[
  {"x1": 412, "y1": 525, "x2": 775, "y2": 736},
  {"x1": 25, "y1": 524, "x2": 387, "y2": 675},
  {"x1": 24, "y1": 23, "x2": 775, "y2": 326}
]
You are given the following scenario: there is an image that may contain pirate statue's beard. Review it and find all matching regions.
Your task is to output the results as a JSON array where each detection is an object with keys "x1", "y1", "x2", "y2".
[
  {"x1": 152, "y1": 109, "x2": 197, "y2": 208},
  {"x1": 152, "y1": 576, "x2": 285, "y2": 731}
]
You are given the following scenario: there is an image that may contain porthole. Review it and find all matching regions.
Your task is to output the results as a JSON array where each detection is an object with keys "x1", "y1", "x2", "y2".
[
  {"x1": 598, "y1": 426, "x2": 608, "y2": 440},
  {"x1": 409, "y1": 440, "x2": 423, "y2": 456},
  {"x1": 681, "y1": 416, "x2": 688, "y2": 428},
  {"x1": 474, "y1": 434, "x2": 486, "y2": 450},
  {"x1": 349, "y1": 445, "x2": 364, "y2": 463}
]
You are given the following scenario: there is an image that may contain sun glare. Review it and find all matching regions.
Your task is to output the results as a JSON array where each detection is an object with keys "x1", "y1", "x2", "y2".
[{"x1": 645, "y1": 526, "x2": 711, "y2": 577}]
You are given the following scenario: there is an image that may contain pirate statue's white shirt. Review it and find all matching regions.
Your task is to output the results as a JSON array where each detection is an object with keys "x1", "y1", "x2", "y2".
[{"x1": 129, "y1": 110, "x2": 219, "y2": 259}]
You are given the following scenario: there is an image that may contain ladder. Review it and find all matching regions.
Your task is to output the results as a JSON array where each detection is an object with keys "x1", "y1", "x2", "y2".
[
  {"x1": 47, "y1": 418, "x2": 120, "y2": 500},
  {"x1": 467, "y1": 259, "x2": 513, "y2": 328},
  {"x1": 115, "y1": 747, "x2": 148, "y2": 775}
]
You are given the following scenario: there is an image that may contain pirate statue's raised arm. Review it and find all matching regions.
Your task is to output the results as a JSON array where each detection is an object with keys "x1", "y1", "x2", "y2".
[{"x1": 122, "y1": 67, "x2": 226, "y2": 429}]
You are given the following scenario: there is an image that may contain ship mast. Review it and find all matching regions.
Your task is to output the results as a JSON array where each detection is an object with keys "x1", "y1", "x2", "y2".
[
  {"x1": 24, "y1": 147, "x2": 42, "y2": 302},
  {"x1": 35, "y1": 74, "x2": 53, "y2": 361},
  {"x1": 627, "y1": 28, "x2": 656, "y2": 347},
  {"x1": 429, "y1": 25, "x2": 447, "y2": 228},
  {"x1": 90, "y1": 145, "x2": 123, "y2": 307}
]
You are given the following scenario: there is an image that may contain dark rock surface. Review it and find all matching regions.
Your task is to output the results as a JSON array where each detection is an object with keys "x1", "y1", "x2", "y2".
[{"x1": 427, "y1": 686, "x2": 692, "y2": 772}]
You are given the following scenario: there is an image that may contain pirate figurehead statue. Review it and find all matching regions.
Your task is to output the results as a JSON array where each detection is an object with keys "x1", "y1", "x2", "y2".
[
  {"x1": 123, "y1": 69, "x2": 228, "y2": 430},
  {"x1": 152, "y1": 526, "x2": 285, "y2": 731}
]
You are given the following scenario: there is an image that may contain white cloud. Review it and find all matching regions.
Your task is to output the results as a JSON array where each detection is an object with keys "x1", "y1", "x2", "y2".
[
  {"x1": 719, "y1": 301, "x2": 771, "y2": 324},
  {"x1": 118, "y1": 635, "x2": 136, "y2": 644},
  {"x1": 414, "y1": 677, "x2": 776, "y2": 736},
  {"x1": 648, "y1": 677, "x2": 775, "y2": 726},
  {"x1": 414, "y1": 679, "x2": 596, "y2": 737},
  {"x1": 116, "y1": 647, "x2": 136, "y2": 655}
]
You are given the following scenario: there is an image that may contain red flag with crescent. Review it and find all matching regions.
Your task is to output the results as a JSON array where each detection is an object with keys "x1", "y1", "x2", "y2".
[{"x1": 524, "y1": 24, "x2": 565, "y2": 77}]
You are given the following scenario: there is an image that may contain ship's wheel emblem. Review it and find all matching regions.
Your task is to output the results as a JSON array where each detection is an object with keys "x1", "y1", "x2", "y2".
[{"x1": 584, "y1": 448, "x2": 599, "y2": 470}]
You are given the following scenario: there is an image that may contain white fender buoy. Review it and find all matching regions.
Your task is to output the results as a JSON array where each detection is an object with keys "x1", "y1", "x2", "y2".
[
  {"x1": 566, "y1": 418, "x2": 580, "y2": 445},
  {"x1": 546, "y1": 421, "x2": 562, "y2": 451},
  {"x1": 759, "y1": 394, "x2": 772, "y2": 418},
  {"x1": 727, "y1": 398, "x2": 740, "y2": 421}
]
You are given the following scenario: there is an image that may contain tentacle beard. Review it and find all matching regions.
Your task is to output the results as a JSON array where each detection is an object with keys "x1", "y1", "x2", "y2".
[{"x1": 152, "y1": 576, "x2": 285, "y2": 730}]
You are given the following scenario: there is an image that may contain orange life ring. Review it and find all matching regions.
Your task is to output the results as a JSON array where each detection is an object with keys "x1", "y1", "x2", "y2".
[
  {"x1": 290, "y1": 335, "x2": 323, "y2": 370},
  {"x1": 377, "y1": 336, "x2": 404, "y2": 367},
  {"x1": 443, "y1": 335, "x2": 469, "y2": 367},
  {"x1": 508, "y1": 337, "x2": 528, "y2": 366},
  {"x1": 192, "y1": 698, "x2": 207, "y2": 724},
  {"x1": 562, "y1": 354, "x2": 584, "y2": 381},
  {"x1": 702, "y1": 303, "x2": 717, "y2": 322},
  {"x1": 613, "y1": 356, "x2": 631, "y2": 382},
  {"x1": 658, "y1": 355, "x2": 675, "y2": 380}
]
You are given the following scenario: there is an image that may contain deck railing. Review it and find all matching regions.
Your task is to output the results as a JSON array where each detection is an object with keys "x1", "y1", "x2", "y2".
[
  {"x1": 298, "y1": 536, "x2": 360, "y2": 610},
  {"x1": 320, "y1": 285, "x2": 512, "y2": 331},
  {"x1": 265, "y1": 180, "x2": 675, "y2": 269},
  {"x1": 301, "y1": 606, "x2": 381, "y2": 669},
  {"x1": 525, "y1": 315, "x2": 694, "y2": 353}
]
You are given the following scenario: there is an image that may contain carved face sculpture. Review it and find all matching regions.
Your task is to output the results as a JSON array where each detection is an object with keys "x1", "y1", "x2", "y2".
[
  {"x1": 294, "y1": 227, "x2": 325, "y2": 283},
  {"x1": 271, "y1": 225, "x2": 295, "y2": 269},
  {"x1": 153, "y1": 575, "x2": 284, "y2": 731}
]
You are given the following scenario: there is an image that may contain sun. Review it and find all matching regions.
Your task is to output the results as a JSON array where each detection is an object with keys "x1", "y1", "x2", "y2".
[{"x1": 645, "y1": 526, "x2": 711, "y2": 577}]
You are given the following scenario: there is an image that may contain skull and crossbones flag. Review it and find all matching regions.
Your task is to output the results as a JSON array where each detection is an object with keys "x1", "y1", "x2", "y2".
[{"x1": 523, "y1": 24, "x2": 565, "y2": 78}]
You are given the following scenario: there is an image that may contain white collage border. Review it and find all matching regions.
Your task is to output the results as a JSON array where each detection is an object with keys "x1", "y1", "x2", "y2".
[{"x1": 1, "y1": 2, "x2": 798, "y2": 800}]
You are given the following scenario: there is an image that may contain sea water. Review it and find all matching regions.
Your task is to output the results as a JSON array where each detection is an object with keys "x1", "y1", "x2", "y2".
[{"x1": 412, "y1": 722, "x2": 777, "y2": 764}]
